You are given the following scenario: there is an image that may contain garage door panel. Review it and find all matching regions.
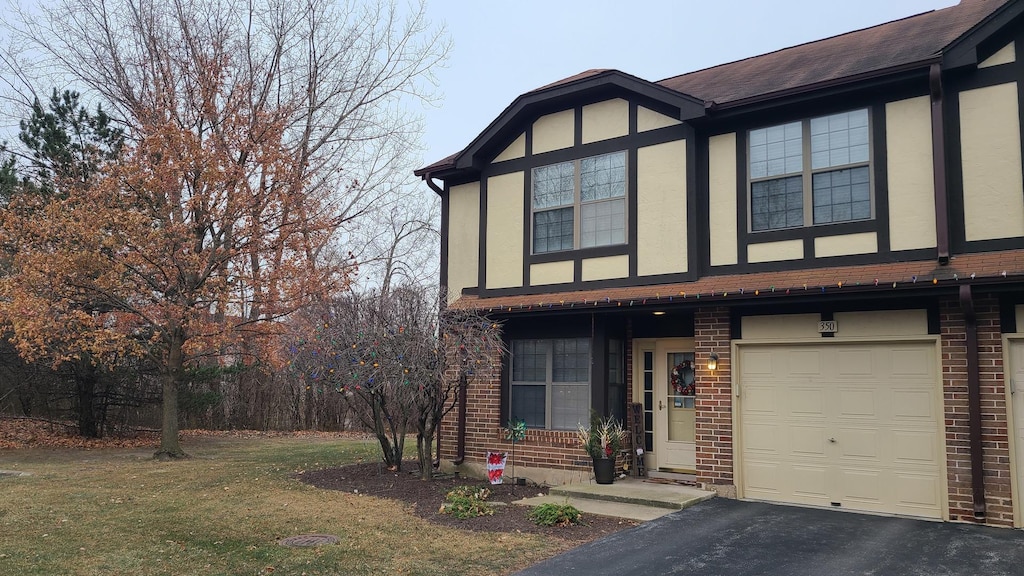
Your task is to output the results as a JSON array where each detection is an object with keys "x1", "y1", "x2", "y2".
[
  {"x1": 838, "y1": 429, "x2": 879, "y2": 459},
  {"x1": 743, "y1": 386, "x2": 778, "y2": 415},
  {"x1": 891, "y1": 390, "x2": 935, "y2": 420},
  {"x1": 836, "y1": 349, "x2": 874, "y2": 376},
  {"x1": 790, "y1": 425, "x2": 827, "y2": 456},
  {"x1": 789, "y1": 387, "x2": 825, "y2": 417},
  {"x1": 739, "y1": 341, "x2": 943, "y2": 520},
  {"x1": 744, "y1": 461, "x2": 782, "y2": 495},
  {"x1": 789, "y1": 349, "x2": 823, "y2": 375},
  {"x1": 894, "y1": 473, "x2": 942, "y2": 510},
  {"x1": 838, "y1": 389, "x2": 877, "y2": 419},
  {"x1": 891, "y1": 348, "x2": 934, "y2": 376},
  {"x1": 892, "y1": 430, "x2": 938, "y2": 464},
  {"x1": 839, "y1": 467, "x2": 883, "y2": 504},
  {"x1": 743, "y1": 423, "x2": 782, "y2": 453},
  {"x1": 791, "y1": 465, "x2": 829, "y2": 500}
]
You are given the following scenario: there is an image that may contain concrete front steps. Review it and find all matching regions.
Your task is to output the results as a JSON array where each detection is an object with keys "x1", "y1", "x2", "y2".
[{"x1": 513, "y1": 476, "x2": 715, "y2": 522}]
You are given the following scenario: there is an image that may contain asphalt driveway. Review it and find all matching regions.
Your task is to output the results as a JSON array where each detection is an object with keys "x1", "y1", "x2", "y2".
[{"x1": 515, "y1": 498, "x2": 1024, "y2": 576}]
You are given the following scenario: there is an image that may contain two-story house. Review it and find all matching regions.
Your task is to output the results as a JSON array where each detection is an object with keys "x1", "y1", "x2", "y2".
[{"x1": 416, "y1": 0, "x2": 1024, "y2": 527}]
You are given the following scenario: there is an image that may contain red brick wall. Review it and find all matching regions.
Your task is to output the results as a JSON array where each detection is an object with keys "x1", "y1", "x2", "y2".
[
  {"x1": 694, "y1": 307, "x2": 733, "y2": 487},
  {"x1": 438, "y1": 336, "x2": 595, "y2": 477},
  {"x1": 939, "y1": 293, "x2": 1013, "y2": 527}
]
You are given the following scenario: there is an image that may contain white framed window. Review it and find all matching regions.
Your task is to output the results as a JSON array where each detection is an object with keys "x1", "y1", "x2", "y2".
[
  {"x1": 510, "y1": 338, "x2": 590, "y2": 430},
  {"x1": 749, "y1": 108, "x2": 871, "y2": 231},
  {"x1": 532, "y1": 151, "x2": 626, "y2": 253}
]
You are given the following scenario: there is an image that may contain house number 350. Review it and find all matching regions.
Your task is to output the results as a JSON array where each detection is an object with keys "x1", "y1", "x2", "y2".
[{"x1": 818, "y1": 320, "x2": 838, "y2": 334}]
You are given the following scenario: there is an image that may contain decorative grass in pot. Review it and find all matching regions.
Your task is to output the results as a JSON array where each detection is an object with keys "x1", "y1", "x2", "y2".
[{"x1": 576, "y1": 411, "x2": 624, "y2": 484}]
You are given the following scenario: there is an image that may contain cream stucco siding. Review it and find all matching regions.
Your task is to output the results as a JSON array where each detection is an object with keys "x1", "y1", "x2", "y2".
[
  {"x1": 532, "y1": 110, "x2": 575, "y2": 154},
  {"x1": 530, "y1": 261, "x2": 573, "y2": 286},
  {"x1": 446, "y1": 182, "x2": 480, "y2": 305},
  {"x1": 637, "y1": 140, "x2": 688, "y2": 276},
  {"x1": 709, "y1": 133, "x2": 739, "y2": 266},
  {"x1": 814, "y1": 232, "x2": 878, "y2": 258},
  {"x1": 582, "y1": 99, "x2": 629, "y2": 144},
  {"x1": 886, "y1": 96, "x2": 937, "y2": 251},
  {"x1": 960, "y1": 82, "x2": 1024, "y2": 242},
  {"x1": 485, "y1": 172, "x2": 525, "y2": 289},
  {"x1": 581, "y1": 255, "x2": 629, "y2": 281},
  {"x1": 637, "y1": 106, "x2": 681, "y2": 132},
  {"x1": 747, "y1": 239, "x2": 803, "y2": 263},
  {"x1": 742, "y1": 314, "x2": 821, "y2": 339},
  {"x1": 980, "y1": 42, "x2": 1016, "y2": 68},
  {"x1": 833, "y1": 310, "x2": 928, "y2": 337},
  {"x1": 493, "y1": 133, "x2": 526, "y2": 162}
]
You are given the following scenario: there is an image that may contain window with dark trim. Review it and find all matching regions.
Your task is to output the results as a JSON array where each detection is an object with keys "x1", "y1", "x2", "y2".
[
  {"x1": 510, "y1": 338, "x2": 591, "y2": 429},
  {"x1": 749, "y1": 108, "x2": 871, "y2": 231},
  {"x1": 532, "y1": 151, "x2": 627, "y2": 253}
]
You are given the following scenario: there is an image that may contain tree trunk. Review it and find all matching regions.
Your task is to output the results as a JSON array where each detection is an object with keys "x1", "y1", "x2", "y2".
[
  {"x1": 417, "y1": 419, "x2": 435, "y2": 481},
  {"x1": 155, "y1": 332, "x2": 188, "y2": 459},
  {"x1": 74, "y1": 359, "x2": 99, "y2": 438}
]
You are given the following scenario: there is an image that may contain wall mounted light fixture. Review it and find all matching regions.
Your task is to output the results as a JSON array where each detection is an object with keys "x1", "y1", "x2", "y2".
[{"x1": 708, "y1": 352, "x2": 719, "y2": 371}]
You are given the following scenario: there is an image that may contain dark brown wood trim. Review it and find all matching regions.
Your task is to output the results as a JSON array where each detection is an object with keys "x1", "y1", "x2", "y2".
[
  {"x1": 684, "y1": 123, "x2": 700, "y2": 280},
  {"x1": 522, "y1": 168, "x2": 532, "y2": 287},
  {"x1": 628, "y1": 144, "x2": 640, "y2": 278},
  {"x1": 483, "y1": 125, "x2": 688, "y2": 177},
  {"x1": 527, "y1": 244, "x2": 629, "y2": 265},
  {"x1": 735, "y1": 132, "x2": 749, "y2": 266},
  {"x1": 478, "y1": 177, "x2": 489, "y2": 293},
  {"x1": 931, "y1": 63, "x2": 951, "y2": 265},
  {"x1": 871, "y1": 102, "x2": 891, "y2": 255},
  {"x1": 1000, "y1": 294, "x2": 1018, "y2": 334}
]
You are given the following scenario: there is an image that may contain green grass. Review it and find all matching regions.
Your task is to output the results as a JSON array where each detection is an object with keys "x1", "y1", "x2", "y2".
[{"x1": 0, "y1": 436, "x2": 567, "y2": 575}]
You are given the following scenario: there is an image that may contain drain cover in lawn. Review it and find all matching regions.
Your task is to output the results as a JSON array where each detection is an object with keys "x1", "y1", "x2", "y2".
[{"x1": 278, "y1": 534, "x2": 339, "y2": 547}]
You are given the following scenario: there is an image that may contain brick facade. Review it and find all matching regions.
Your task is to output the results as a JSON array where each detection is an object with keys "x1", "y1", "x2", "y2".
[
  {"x1": 441, "y1": 296, "x2": 1016, "y2": 526},
  {"x1": 939, "y1": 294, "x2": 1013, "y2": 527},
  {"x1": 694, "y1": 307, "x2": 733, "y2": 489}
]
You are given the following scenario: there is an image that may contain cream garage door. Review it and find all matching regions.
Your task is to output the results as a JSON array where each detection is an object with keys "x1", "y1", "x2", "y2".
[{"x1": 738, "y1": 341, "x2": 943, "y2": 519}]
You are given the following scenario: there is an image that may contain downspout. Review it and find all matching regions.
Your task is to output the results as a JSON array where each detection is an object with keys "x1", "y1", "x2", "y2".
[
  {"x1": 452, "y1": 371, "x2": 468, "y2": 465},
  {"x1": 959, "y1": 285, "x2": 987, "y2": 520},
  {"x1": 423, "y1": 173, "x2": 444, "y2": 196},
  {"x1": 930, "y1": 64, "x2": 951, "y2": 265},
  {"x1": 422, "y1": 172, "x2": 463, "y2": 465}
]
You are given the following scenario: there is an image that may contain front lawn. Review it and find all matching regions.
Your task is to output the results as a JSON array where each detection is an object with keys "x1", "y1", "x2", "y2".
[{"x1": 0, "y1": 431, "x2": 582, "y2": 576}]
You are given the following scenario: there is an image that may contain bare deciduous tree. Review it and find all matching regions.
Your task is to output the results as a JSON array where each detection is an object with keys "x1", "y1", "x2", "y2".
[{"x1": 0, "y1": 0, "x2": 448, "y2": 457}]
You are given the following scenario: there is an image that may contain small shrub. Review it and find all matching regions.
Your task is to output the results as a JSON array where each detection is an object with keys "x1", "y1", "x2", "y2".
[
  {"x1": 529, "y1": 503, "x2": 583, "y2": 527},
  {"x1": 439, "y1": 485, "x2": 494, "y2": 519}
]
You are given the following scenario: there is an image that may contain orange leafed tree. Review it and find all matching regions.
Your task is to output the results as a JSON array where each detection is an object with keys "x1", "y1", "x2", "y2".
[{"x1": 1, "y1": 46, "x2": 348, "y2": 460}]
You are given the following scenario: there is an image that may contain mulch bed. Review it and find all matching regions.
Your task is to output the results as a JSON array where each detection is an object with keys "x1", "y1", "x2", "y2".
[{"x1": 297, "y1": 462, "x2": 639, "y2": 542}]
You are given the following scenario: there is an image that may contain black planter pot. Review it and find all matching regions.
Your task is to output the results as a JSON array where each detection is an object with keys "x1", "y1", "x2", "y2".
[{"x1": 592, "y1": 456, "x2": 615, "y2": 484}]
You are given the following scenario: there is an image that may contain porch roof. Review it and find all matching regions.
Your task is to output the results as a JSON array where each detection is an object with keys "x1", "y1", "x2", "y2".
[{"x1": 448, "y1": 249, "x2": 1024, "y2": 314}]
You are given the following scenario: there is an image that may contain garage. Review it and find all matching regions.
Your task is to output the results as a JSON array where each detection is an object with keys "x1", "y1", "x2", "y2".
[{"x1": 736, "y1": 340, "x2": 945, "y2": 519}]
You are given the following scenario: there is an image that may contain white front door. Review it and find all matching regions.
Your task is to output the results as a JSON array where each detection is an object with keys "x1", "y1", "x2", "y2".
[
  {"x1": 1009, "y1": 339, "x2": 1024, "y2": 527},
  {"x1": 654, "y1": 340, "x2": 696, "y2": 471}
]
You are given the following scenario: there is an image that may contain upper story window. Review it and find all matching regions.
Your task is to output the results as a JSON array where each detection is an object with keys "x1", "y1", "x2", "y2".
[
  {"x1": 532, "y1": 151, "x2": 627, "y2": 253},
  {"x1": 749, "y1": 108, "x2": 871, "y2": 232}
]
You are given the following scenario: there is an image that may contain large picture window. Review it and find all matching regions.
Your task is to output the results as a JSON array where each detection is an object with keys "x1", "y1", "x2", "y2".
[
  {"x1": 532, "y1": 151, "x2": 626, "y2": 254},
  {"x1": 749, "y1": 108, "x2": 871, "y2": 232},
  {"x1": 510, "y1": 338, "x2": 590, "y2": 430}
]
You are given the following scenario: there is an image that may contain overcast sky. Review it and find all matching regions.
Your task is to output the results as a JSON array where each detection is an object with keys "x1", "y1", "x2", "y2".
[{"x1": 417, "y1": 0, "x2": 961, "y2": 169}]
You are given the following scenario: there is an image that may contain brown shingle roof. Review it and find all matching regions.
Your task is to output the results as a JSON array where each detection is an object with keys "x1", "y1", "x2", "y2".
[
  {"x1": 658, "y1": 0, "x2": 1008, "y2": 106},
  {"x1": 449, "y1": 249, "x2": 1024, "y2": 313},
  {"x1": 418, "y1": 1, "x2": 1009, "y2": 175}
]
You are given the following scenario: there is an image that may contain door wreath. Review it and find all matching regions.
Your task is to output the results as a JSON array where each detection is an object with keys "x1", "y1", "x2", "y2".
[{"x1": 671, "y1": 360, "x2": 695, "y2": 397}]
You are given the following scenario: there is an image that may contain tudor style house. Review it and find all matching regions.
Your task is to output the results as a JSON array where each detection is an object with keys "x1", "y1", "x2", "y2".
[{"x1": 416, "y1": 0, "x2": 1024, "y2": 527}]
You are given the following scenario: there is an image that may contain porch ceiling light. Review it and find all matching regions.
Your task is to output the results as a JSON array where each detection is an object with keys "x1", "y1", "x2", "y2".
[
  {"x1": 652, "y1": 311, "x2": 666, "y2": 316},
  {"x1": 708, "y1": 352, "x2": 719, "y2": 371}
]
